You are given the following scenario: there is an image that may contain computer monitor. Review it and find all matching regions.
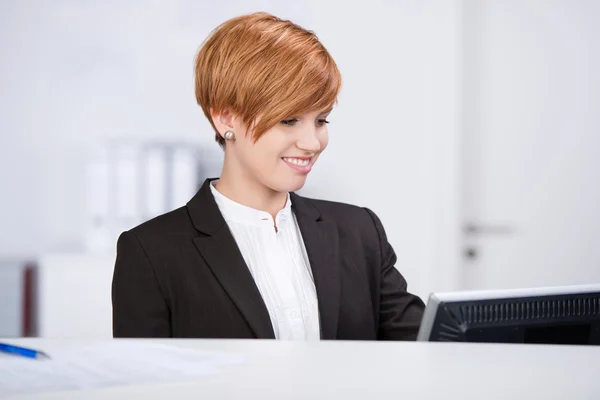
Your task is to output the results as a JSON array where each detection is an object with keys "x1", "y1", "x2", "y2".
[{"x1": 417, "y1": 284, "x2": 600, "y2": 345}]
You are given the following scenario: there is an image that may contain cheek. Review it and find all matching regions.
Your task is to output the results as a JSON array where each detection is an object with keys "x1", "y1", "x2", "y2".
[
  {"x1": 245, "y1": 135, "x2": 285, "y2": 168},
  {"x1": 319, "y1": 131, "x2": 329, "y2": 151}
]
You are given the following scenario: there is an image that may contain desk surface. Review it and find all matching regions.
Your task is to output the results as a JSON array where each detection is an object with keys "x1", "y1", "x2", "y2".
[{"x1": 2, "y1": 338, "x2": 599, "y2": 400}]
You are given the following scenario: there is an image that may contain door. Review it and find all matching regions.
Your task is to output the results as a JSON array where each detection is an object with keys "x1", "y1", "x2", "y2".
[{"x1": 461, "y1": 1, "x2": 600, "y2": 290}]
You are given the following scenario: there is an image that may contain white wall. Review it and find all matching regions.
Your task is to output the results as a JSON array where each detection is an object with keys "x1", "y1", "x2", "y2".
[{"x1": 458, "y1": 0, "x2": 600, "y2": 290}]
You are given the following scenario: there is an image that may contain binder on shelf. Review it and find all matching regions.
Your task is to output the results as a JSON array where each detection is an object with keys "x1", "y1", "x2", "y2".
[
  {"x1": 113, "y1": 143, "x2": 141, "y2": 236},
  {"x1": 171, "y1": 146, "x2": 199, "y2": 210},
  {"x1": 81, "y1": 140, "x2": 205, "y2": 254},
  {"x1": 83, "y1": 145, "x2": 111, "y2": 253},
  {"x1": 142, "y1": 146, "x2": 168, "y2": 219}
]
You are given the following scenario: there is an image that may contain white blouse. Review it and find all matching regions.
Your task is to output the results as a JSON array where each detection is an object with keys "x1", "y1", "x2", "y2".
[{"x1": 210, "y1": 182, "x2": 321, "y2": 340}]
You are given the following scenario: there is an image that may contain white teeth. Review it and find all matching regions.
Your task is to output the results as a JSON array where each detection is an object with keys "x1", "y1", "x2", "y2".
[{"x1": 283, "y1": 157, "x2": 310, "y2": 166}]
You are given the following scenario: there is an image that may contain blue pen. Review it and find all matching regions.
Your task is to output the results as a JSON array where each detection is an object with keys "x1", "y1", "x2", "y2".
[{"x1": 0, "y1": 342, "x2": 51, "y2": 360}]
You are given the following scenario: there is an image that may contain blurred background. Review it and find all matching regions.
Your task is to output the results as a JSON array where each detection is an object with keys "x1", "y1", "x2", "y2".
[{"x1": 1, "y1": 0, "x2": 599, "y2": 338}]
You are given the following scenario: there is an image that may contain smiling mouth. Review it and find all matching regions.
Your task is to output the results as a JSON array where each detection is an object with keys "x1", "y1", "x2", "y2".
[{"x1": 281, "y1": 157, "x2": 311, "y2": 166}]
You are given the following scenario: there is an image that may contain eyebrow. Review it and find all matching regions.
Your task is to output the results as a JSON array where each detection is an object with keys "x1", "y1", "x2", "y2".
[{"x1": 319, "y1": 108, "x2": 333, "y2": 115}]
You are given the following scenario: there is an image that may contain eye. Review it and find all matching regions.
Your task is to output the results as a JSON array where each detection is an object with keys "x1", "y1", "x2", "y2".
[
  {"x1": 316, "y1": 119, "x2": 330, "y2": 127},
  {"x1": 280, "y1": 118, "x2": 299, "y2": 126}
]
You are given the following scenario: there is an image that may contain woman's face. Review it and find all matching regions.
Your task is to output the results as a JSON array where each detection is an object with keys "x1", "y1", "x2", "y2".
[{"x1": 226, "y1": 109, "x2": 331, "y2": 194}]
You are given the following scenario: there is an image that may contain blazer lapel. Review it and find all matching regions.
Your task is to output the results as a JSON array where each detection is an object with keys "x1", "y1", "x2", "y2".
[
  {"x1": 291, "y1": 193, "x2": 341, "y2": 340},
  {"x1": 187, "y1": 179, "x2": 275, "y2": 339}
]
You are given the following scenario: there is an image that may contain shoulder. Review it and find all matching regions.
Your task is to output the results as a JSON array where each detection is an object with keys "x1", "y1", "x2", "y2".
[
  {"x1": 122, "y1": 206, "x2": 195, "y2": 246},
  {"x1": 293, "y1": 194, "x2": 392, "y2": 270},
  {"x1": 299, "y1": 195, "x2": 368, "y2": 219},
  {"x1": 293, "y1": 194, "x2": 386, "y2": 240}
]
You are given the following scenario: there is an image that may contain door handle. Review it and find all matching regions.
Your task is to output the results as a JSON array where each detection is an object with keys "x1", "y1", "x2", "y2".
[
  {"x1": 463, "y1": 223, "x2": 515, "y2": 261},
  {"x1": 464, "y1": 223, "x2": 515, "y2": 235}
]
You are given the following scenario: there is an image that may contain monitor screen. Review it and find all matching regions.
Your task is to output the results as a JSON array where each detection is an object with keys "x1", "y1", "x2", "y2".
[{"x1": 417, "y1": 284, "x2": 600, "y2": 345}]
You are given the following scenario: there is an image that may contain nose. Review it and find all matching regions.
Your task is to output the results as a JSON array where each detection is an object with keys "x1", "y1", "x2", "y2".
[{"x1": 296, "y1": 125, "x2": 321, "y2": 153}]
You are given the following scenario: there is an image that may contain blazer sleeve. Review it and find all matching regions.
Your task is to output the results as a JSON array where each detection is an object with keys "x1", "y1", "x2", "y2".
[
  {"x1": 364, "y1": 208, "x2": 426, "y2": 340},
  {"x1": 111, "y1": 230, "x2": 171, "y2": 337}
]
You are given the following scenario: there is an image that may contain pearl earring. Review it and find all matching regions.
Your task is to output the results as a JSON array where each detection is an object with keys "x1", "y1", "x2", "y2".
[{"x1": 224, "y1": 130, "x2": 235, "y2": 141}]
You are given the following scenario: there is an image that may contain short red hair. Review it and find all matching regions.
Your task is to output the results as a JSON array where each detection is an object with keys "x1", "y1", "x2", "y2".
[{"x1": 194, "y1": 12, "x2": 342, "y2": 147}]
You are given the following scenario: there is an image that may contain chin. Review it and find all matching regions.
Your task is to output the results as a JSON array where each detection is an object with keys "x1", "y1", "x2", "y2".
[{"x1": 269, "y1": 175, "x2": 308, "y2": 193}]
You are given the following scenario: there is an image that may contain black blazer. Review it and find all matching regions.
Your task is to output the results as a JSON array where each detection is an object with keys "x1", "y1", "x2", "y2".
[{"x1": 112, "y1": 178, "x2": 425, "y2": 340}]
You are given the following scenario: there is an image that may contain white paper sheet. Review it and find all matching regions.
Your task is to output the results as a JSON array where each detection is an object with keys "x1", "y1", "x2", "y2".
[{"x1": 0, "y1": 342, "x2": 244, "y2": 397}]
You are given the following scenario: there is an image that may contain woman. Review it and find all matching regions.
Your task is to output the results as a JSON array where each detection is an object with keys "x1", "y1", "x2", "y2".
[{"x1": 112, "y1": 12, "x2": 425, "y2": 340}]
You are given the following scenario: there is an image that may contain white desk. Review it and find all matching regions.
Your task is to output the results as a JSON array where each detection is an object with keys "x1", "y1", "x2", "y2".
[{"x1": 2, "y1": 339, "x2": 599, "y2": 400}]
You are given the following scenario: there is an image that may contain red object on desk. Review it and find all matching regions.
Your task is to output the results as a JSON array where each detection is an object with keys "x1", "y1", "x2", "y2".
[{"x1": 22, "y1": 262, "x2": 38, "y2": 337}]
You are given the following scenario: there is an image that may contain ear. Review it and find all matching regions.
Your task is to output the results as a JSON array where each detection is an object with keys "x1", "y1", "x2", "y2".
[{"x1": 210, "y1": 108, "x2": 236, "y2": 140}]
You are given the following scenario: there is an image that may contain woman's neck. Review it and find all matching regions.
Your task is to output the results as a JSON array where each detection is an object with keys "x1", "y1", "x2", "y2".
[{"x1": 215, "y1": 166, "x2": 289, "y2": 221}]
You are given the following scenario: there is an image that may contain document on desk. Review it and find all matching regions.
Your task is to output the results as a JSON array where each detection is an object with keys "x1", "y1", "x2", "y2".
[{"x1": 0, "y1": 342, "x2": 244, "y2": 397}]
